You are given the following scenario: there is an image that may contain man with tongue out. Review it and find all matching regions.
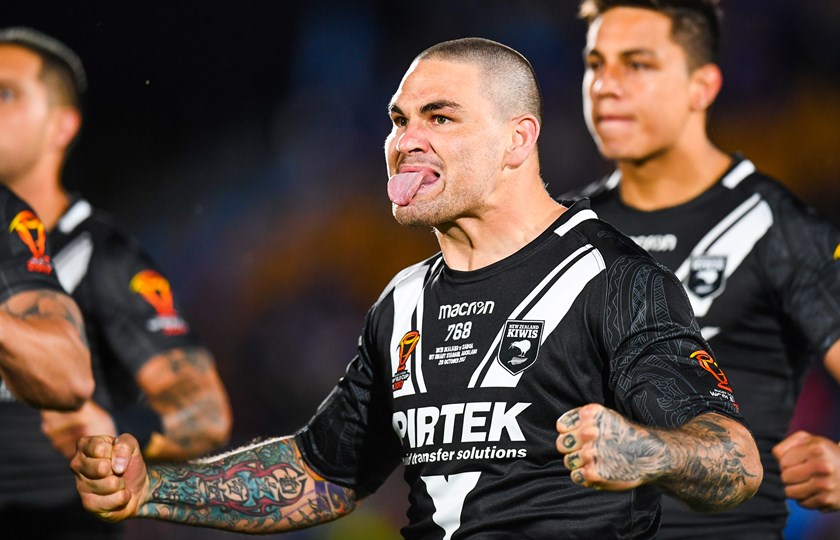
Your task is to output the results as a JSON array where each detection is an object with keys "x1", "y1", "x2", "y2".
[{"x1": 71, "y1": 37, "x2": 761, "y2": 539}]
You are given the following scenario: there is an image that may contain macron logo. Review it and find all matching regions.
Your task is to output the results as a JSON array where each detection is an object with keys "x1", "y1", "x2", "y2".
[{"x1": 631, "y1": 234, "x2": 677, "y2": 252}]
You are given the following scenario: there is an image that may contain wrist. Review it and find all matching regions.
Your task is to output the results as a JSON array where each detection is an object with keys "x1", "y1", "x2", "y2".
[{"x1": 111, "y1": 404, "x2": 163, "y2": 450}]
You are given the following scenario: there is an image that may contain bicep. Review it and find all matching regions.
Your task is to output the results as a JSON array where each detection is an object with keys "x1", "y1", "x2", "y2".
[{"x1": 2, "y1": 288, "x2": 85, "y2": 336}]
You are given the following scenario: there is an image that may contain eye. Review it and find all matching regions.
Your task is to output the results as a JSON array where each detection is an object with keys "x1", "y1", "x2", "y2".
[
  {"x1": 628, "y1": 61, "x2": 652, "y2": 71},
  {"x1": 585, "y1": 58, "x2": 603, "y2": 71},
  {"x1": 432, "y1": 115, "x2": 450, "y2": 125},
  {"x1": 391, "y1": 115, "x2": 407, "y2": 127},
  {"x1": 0, "y1": 87, "x2": 15, "y2": 102}
]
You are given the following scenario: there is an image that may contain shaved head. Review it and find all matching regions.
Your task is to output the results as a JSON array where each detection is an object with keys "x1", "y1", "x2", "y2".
[{"x1": 416, "y1": 37, "x2": 543, "y2": 124}]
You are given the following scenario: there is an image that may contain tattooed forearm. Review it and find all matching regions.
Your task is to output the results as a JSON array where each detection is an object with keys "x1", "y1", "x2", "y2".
[
  {"x1": 2, "y1": 290, "x2": 88, "y2": 346},
  {"x1": 143, "y1": 347, "x2": 229, "y2": 456},
  {"x1": 594, "y1": 411, "x2": 759, "y2": 511},
  {"x1": 138, "y1": 437, "x2": 356, "y2": 532}
]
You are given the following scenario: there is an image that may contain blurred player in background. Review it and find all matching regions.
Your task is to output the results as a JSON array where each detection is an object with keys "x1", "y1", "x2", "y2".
[
  {"x1": 569, "y1": 1, "x2": 840, "y2": 538},
  {"x1": 0, "y1": 26, "x2": 232, "y2": 539}
]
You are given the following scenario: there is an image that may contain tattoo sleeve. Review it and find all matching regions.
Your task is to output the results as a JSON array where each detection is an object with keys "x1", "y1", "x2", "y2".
[
  {"x1": 138, "y1": 437, "x2": 357, "y2": 532},
  {"x1": 594, "y1": 410, "x2": 759, "y2": 511}
]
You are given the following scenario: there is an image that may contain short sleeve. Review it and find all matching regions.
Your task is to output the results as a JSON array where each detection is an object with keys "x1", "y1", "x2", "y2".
[
  {"x1": 89, "y1": 233, "x2": 200, "y2": 374},
  {"x1": 603, "y1": 254, "x2": 745, "y2": 429},
  {"x1": 296, "y1": 310, "x2": 402, "y2": 496},
  {"x1": 0, "y1": 188, "x2": 63, "y2": 302},
  {"x1": 760, "y1": 193, "x2": 840, "y2": 359}
]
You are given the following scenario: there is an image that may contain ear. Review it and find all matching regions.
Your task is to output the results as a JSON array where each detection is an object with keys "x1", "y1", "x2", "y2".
[
  {"x1": 689, "y1": 63, "x2": 723, "y2": 112},
  {"x1": 505, "y1": 114, "x2": 540, "y2": 168},
  {"x1": 49, "y1": 106, "x2": 82, "y2": 152}
]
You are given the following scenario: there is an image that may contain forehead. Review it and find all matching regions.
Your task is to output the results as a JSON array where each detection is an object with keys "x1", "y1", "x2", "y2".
[
  {"x1": 390, "y1": 57, "x2": 485, "y2": 111},
  {"x1": 586, "y1": 7, "x2": 678, "y2": 55},
  {"x1": 0, "y1": 44, "x2": 42, "y2": 80}
]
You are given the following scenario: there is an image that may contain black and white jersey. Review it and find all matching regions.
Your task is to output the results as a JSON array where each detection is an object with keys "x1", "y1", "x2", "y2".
[
  {"x1": 0, "y1": 184, "x2": 65, "y2": 400},
  {"x1": 570, "y1": 156, "x2": 840, "y2": 538},
  {"x1": 0, "y1": 196, "x2": 199, "y2": 522},
  {"x1": 297, "y1": 200, "x2": 744, "y2": 539}
]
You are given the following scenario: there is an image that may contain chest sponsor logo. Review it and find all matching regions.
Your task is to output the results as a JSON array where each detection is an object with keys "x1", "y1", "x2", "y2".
[
  {"x1": 497, "y1": 320, "x2": 544, "y2": 375},
  {"x1": 130, "y1": 270, "x2": 188, "y2": 335},
  {"x1": 9, "y1": 210, "x2": 53, "y2": 275},
  {"x1": 687, "y1": 255, "x2": 727, "y2": 298},
  {"x1": 392, "y1": 330, "x2": 420, "y2": 391},
  {"x1": 630, "y1": 234, "x2": 677, "y2": 252}
]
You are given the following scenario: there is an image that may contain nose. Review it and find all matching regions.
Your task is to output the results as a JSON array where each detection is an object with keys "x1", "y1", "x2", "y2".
[
  {"x1": 591, "y1": 65, "x2": 622, "y2": 98},
  {"x1": 395, "y1": 122, "x2": 429, "y2": 155}
]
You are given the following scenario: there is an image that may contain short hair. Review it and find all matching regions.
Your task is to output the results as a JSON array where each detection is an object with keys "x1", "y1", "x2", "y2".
[
  {"x1": 0, "y1": 26, "x2": 87, "y2": 108},
  {"x1": 578, "y1": 0, "x2": 722, "y2": 69},
  {"x1": 417, "y1": 37, "x2": 543, "y2": 124}
]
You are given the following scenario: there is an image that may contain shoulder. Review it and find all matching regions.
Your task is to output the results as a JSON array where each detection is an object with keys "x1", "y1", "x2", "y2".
[
  {"x1": 0, "y1": 184, "x2": 39, "y2": 226},
  {"x1": 374, "y1": 253, "x2": 443, "y2": 306},
  {"x1": 54, "y1": 200, "x2": 166, "y2": 290},
  {"x1": 729, "y1": 161, "x2": 838, "y2": 233},
  {"x1": 558, "y1": 171, "x2": 619, "y2": 203}
]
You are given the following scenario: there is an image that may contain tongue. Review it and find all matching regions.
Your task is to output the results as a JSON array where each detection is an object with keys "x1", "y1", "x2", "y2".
[{"x1": 388, "y1": 171, "x2": 432, "y2": 206}]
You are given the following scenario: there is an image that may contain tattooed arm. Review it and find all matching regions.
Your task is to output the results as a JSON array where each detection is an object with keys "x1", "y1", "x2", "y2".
[
  {"x1": 134, "y1": 347, "x2": 232, "y2": 459},
  {"x1": 0, "y1": 289, "x2": 92, "y2": 409},
  {"x1": 72, "y1": 433, "x2": 358, "y2": 532},
  {"x1": 556, "y1": 404, "x2": 762, "y2": 511},
  {"x1": 41, "y1": 347, "x2": 232, "y2": 460}
]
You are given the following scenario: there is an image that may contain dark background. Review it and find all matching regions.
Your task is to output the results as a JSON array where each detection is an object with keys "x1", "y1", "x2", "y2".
[{"x1": 5, "y1": 1, "x2": 840, "y2": 538}]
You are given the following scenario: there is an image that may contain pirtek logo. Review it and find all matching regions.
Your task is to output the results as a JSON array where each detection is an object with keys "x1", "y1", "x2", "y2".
[
  {"x1": 392, "y1": 401, "x2": 531, "y2": 448},
  {"x1": 9, "y1": 210, "x2": 52, "y2": 275}
]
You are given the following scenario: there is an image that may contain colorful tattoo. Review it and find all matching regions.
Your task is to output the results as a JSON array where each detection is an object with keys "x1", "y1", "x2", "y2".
[{"x1": 138, "y1": 437, "x2": 356, "y2": 532}]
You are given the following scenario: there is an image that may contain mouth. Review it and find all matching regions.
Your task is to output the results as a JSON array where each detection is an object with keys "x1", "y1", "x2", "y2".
[{"x1": 388, "y1": 165, "x2": 441, "y2": 206}]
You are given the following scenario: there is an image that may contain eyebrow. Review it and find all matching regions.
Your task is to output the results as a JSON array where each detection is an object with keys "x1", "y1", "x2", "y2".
[
  {"x1": 388, "y1": 100, "x2": 463, "y2": 116},
  {"x1": 584, "y1": 48, "x2": 659, "y2": 60}
]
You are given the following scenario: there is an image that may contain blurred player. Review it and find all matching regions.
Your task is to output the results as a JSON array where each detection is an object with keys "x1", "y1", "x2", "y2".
[
  {"x1": 569, "y1": 1, "x2": 840, "y2": 537},
  {"x1": 0, "y1": 27, "x2": 232, "y2": 539}
]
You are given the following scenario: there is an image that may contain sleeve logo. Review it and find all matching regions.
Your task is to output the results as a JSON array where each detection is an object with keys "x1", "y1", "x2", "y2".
[
  {"x1": 9, "y1": 210, "x2": 53, "y2": 275},
  {"x1": 129, "y1": 269, "x2": 188, "y2": 335},
  {"x1": 691, "y1": 350, "x2": 732, "y2": 393}
]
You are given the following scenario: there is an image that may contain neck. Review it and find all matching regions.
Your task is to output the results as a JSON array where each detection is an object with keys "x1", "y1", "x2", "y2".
[
  {"x1": 4, "y1": 165, "x2": 70, "y2": 231},
  {"x1": 617, "y1": 138, "x2": 732, "y2": 212},
  {"x1": 436, "y1": 177, "x2": 566, "y2": 272}
]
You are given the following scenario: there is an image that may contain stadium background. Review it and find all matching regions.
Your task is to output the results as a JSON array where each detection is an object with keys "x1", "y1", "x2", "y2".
[{"x1": 5, "y1": 1, "x2": 840, "y2": 538}]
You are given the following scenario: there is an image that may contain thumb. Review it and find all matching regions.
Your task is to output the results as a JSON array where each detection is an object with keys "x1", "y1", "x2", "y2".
[
  {"x1": 112, "y1": 433, "x2": 141, "y2": 475},
  {"x1": 772, "y1": 430, "x2": 810, "y2": 460}
]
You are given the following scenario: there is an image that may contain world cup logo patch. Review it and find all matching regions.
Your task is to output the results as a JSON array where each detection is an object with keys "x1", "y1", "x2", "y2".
[
  {"x1": 9, "y1": 210, "x2": 52, "y2": 275},
  {"x1": 130, "y1": 269, "x2": 188, "y2": 335},
  {"x1": 497, "y1": 320, "x2": 544, "y2": 375},
  {"x1": 392, "y1": 330, "x2": 420, "y2": 391}
]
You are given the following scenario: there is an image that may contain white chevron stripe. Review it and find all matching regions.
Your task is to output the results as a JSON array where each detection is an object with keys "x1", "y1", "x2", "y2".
[
  {"x1": 721, "y1": 159, "x2": 756, "y2": 189},
  {"x1": 53, "y1": 232, "x2": 94, "y2": 294},
  {"x1": 674, "y1": 196, "x2": 773, "y2": 317},
  {"x1": 467, "y1": 245, "x2": 605, "y2": 389},
  {"x1": 390, "y1": 258, "x2": 440, "y2": 397}
]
